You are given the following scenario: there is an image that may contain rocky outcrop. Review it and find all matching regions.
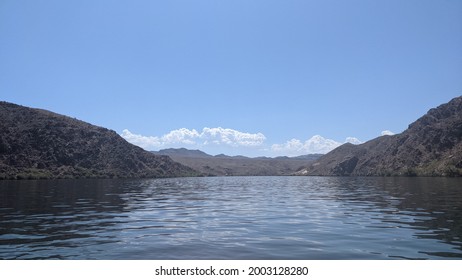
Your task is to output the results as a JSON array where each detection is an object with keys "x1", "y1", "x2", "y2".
[
  {"x1": 0, "y1": 102, "x2": 198, "y2": 179},
  {"x1": 298, "y1": 96, "x2": 462, "y2": 176}
]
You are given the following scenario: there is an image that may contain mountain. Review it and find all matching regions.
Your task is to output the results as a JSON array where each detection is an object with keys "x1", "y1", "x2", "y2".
[
  {"x1": 154, "y1": 148, "x2": 321, "y2": 176},
  {"x1": 289, "y1": 154, "x2": 324, "y2": 161},
  {"x1": 153, "y1": 148, "x2": 211, "y2": 158},
  {"x1": 0, "y1": 102, "x2": 198, "y2": 179},
  {"x1": 297, "y1": 96, "x2": 462, "y2": 176}
]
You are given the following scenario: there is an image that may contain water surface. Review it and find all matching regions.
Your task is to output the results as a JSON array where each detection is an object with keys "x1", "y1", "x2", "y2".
[{"x1": 0, "y1": 176, "x2": 461, "y2": 259}]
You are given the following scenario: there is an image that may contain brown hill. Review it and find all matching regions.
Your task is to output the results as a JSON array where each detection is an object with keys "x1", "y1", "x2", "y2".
[
  {"x1": 0, "y1": 101, "x2": 198, "y2": 179},
  {"x1": 297, "y1": 96, "x2": 462, "y2": 176},
  {"x1": 154, "y1": 148, "x2": 321, "y2": 176}
]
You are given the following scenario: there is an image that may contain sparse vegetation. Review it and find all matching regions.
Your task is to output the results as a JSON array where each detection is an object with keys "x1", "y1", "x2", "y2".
[
  {"x1": 299, "y1": 96, "x2": 462, "y2": 177},
  {"x1": 0, "y1": 102, "x2": 198, "y2": 179},
  {"x1": 153, "y1": 148, "x2": 321, "y2": 176}
]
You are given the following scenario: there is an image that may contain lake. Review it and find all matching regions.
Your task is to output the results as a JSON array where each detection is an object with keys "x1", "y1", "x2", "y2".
[{"x1": 0, "y1": 176, "x2": 461, "y2": 259}]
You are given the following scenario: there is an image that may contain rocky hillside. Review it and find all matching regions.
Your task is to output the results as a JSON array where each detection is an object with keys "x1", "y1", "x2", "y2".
[
  {"x1": 154, "y1": 148, "x2": 321, "y2": 176},
  {"x1": 298, "y1": 96, "x2": 462, "y2": 176},
  {"x1": 0, "y1": 102, "x2": 198, "y2": 179}
]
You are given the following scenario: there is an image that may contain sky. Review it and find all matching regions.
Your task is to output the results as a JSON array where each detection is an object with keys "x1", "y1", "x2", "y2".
[{"x1": 1, "y1": 0, "x2": 461, "y2": 156}]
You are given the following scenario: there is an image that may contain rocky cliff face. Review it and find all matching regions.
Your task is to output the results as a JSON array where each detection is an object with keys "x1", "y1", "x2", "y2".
[
  {"x1": 298, "y1": 96, "x2": 462, "y2": 176},
  {"x1": 0, "y1": 102, "x2": 198, "y2": 179}
]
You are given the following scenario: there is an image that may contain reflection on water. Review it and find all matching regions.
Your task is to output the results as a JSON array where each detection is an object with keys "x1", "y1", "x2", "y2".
[{"x1": 0, "y1": 177, "x2": 461, "y2": 259}]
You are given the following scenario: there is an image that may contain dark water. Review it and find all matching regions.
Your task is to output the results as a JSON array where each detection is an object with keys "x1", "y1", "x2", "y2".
[{"x1": 0, "y1": 176, "x2": 461, "y2": 260}]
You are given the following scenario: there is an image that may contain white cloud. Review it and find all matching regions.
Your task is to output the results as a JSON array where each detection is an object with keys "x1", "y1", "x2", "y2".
[
  {"x1": 345, "y1": 137, "x2": 362, "y2": 145},
  {"x1": 122, "y1": 128, "x2": 361, "y2": 156},
  {"x1": 381, "y1": 130, "x2": 395, "y2": 136},
  {"x1": 121, "y1": 127, "x2": 266, "y2": 151},
  {"x1": 121, "y1": 129, "x2": 162, "y2": 150},
  {"x1": 271, "y1": 135, "x2": 362, "y2": 156},
  {"x1": 162, "y1": 128, "x2": 200, "y2": 145},
  {"x1": 201, "y1": 127, "x2": 266, "y2": 147}
]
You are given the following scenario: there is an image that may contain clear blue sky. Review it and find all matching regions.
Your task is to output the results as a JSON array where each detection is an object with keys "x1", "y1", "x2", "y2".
[{"x1": 1, "y1": 0, "x2": 461, "y2": 156}]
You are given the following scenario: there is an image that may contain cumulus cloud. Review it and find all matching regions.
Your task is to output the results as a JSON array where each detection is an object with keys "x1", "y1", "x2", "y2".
[
  {"x1": 271, "y1": 135, "x2": 362, "y2": 156},
  {"x1": 121, "y1": 129, "x2": 162, "y2": 150},
  {"x1": 122, "y1": 127, "x2": 361, "y2": 156},
  {"x1": 345, "y1": 137, "x2": 362, "y2": 145},
  {"x1": 201, "y1": 127, "x2": 266, "y2": 147},
  {"x1": 121, "y1": 127, "x2": 266, "y2": 150},
  {"x1": 381, "y1": 130, "x2": 395, "y2": 136}
]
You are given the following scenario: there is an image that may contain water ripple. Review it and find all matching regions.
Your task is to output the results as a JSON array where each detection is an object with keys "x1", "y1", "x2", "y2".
[{"x1": 1, "y1": 177, "x2": 462, "y2": 259}]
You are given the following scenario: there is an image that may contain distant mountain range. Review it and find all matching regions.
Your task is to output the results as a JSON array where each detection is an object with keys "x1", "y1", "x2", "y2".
[
  {"x1": 153, "y1": 148, "x2": 322, "y2": 176},
  {"x1": 2, "y1": 95, "x2": 461, "y2": 179},
  {"x1": 298, "y1": 96, "x2": 462, "y2": 176},
  {"x1": 0, "y1": 102, "x2": 197, "y2": 179}
]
